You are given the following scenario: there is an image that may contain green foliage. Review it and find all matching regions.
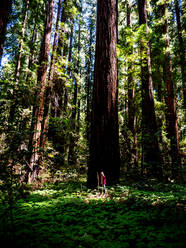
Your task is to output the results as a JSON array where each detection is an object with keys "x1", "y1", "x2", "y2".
[{"x1": 0, "y1": 175, "x2": 185, "y2": 248}]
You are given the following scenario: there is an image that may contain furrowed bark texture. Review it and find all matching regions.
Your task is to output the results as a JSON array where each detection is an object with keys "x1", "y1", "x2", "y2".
[
  {"x1": 88, "y1": 0, "x2": 120, "y2": 188},
  {"x1": 161, "y1": 3, "x2": 181, "y2": 178},
  {"x1": 28, "y1": 0, "x2": 54, "y2": 183},
  {"x1": 138, "y1": 0, "x2": 163, "y2": 178}
]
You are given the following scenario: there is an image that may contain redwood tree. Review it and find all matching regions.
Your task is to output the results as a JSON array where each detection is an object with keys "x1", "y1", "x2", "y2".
[
  {"x1": 126, "y1": 1, "x2": 138, "y2": 170},
  {"x1": 87, "y1": 0, "x2": 120, "y2": 187},
  {"x1": 27, "y1": 0, "x2": 54, "y2": 183},
  {"x1": 175, "y1": 0, "x2": 186, "y2": 109},
  {"x1": 138, "y1": 0, "x2": 163, "y2": 179},
  {"x1": 15, "y1": 0, "x2": 29, "y2": 81},
  {"x1": 161, "y1": 2, "x2": 181, "y2": 179},
  {"x1": 40, "y1": 0, "x2": 62, "y2": 149}
]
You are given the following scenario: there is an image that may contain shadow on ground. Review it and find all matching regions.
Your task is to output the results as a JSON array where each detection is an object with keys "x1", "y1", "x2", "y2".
[{"x1": 0, "y1": 180, "x2": 186, "y2": 248}]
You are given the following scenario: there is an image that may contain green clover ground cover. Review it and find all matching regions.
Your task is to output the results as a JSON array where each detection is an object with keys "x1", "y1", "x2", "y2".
[{"x1": 0, "y1": 178, "x2": 186, "y2": 248}]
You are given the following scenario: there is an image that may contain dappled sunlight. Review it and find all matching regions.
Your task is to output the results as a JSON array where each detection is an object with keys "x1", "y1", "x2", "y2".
[{"x1": 0, "y1": 179, "x2": 185, "y2": 248}]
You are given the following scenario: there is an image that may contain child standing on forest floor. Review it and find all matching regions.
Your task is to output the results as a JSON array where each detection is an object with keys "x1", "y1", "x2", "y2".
[{"x1": 97, "y1": 171, "x2": 106, "y2": 196}]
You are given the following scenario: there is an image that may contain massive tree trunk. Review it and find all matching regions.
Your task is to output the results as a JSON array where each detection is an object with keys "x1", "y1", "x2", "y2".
[
  {"x1": 87, "y1": 0, "x2": 120, "y2": 187},
  {"x1": 161, "y1": 2, "x2": 181, "y2": 179},
  {"x1": 0, "y1": 0, "x2": 12, "y2": 64},
  {"x1": 27, "y1": 0, "x2": 54, "y2": 183},
  {"x1": 138, "y1": 0, "x2": 163, "y2": 179},
  {"x1": 126, "y1": 1, "x2": 138, "y2": 170}
]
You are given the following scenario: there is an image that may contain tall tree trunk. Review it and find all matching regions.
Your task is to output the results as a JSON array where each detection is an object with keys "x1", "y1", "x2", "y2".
[
  {"x1": 126, "y1": 1, "x2": 138, "y2": 170},
  {"x1": 88, "y1": 0, "x2": 120, "y2": 187},
  {"x1": 68, "y1": 20, "x2": 80, "y2": 165},
  {"x1": 51, "y1": 0, "x2": 68, "y2": 117},
  {"x1": 26, "y1": 23, "x2": 37, "y2": 81},
  {"x1": 26, "y1": 4, "x2": 40, "y2": 81},
  {"x1": 138, "y1": 0, "x2": 163, "y2": 179},
  {"x1": 40, "y1": 0, "x2": 62, "y2": 149},
  {"x1": 0, "y1": 0, "x2": 12, "y2": 64},
  {"x1": 86, "y1": 26, "x2": 93, "y2": 144},
  {"x1": 59, "y1": 0, "x2": 69, "y2": 115},
  {"x1": 175, "y1": 0, "x2": 186, "y2": 109},
  {"x1": 8, "y1": 0, "x2": 29, "y2": 133},
  {"x1": 162, "y1": 2, "x2": 181, "y2": 179},
  {"x1": 48, "y1": 0, "x2": 70, "y2": 166},
  {"x1": 28, "y1": 0, "x2": 54, "y2": 183},
  {"x1": 15, "y1": 0, "x2": 29, "y2": 81}
]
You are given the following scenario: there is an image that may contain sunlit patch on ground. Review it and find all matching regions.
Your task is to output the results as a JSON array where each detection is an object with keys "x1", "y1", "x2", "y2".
[{"x1": 0, "y1": 177, "x2": 186, "y2": 248}]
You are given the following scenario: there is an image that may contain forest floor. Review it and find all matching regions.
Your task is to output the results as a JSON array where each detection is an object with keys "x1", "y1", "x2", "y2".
[{"x1": 0, "y1": 171, "x2": 186, "y2": 248}]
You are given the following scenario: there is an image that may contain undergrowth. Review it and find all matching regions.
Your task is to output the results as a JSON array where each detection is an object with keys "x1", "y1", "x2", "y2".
[{"x1": 0, "y1": 173, "x2": 186, "y2": 248}]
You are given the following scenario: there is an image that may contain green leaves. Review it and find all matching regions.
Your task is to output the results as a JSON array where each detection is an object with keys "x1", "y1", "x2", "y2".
[{"x1": 0, "y1": 177, "x2": 185, "y2": 247}]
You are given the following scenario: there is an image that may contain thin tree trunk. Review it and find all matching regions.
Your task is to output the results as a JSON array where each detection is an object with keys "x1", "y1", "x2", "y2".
[
  {"x1": 86, "y1": 26, "x2": 93, "y2": 144},
  {"x1": 26, "y1": 4, "x2": 40, "y2": 81},
  {"x1": 47, "y1": 0, "x2": 69, "y2": 167},
  {"x1": 40, "y1": 0, "x2": 62, "y2": 149},
  {"x1": 88, "y1": 0, "x2": 120, "y2": 187},
  {"x1": 59, "y1": 0, "x2": 69, "y2": 115},
  {"x1": 52, "y1": 0, "x2": 67, "y2": 117},
  {"x1": 175, "y1": 0, "x2": 186, "y2": 109},
  {"x1": 8, "y1": 0, "x2": 29, "y2": 134},
  {"x1": 126, "y1": 1, "x2": 138, "y2": 170},
  {"x1": 162, "y1": 2, "x2": 181, "y2": 179},
  {"x1": 65, "y1": 19, "x2": 74, "y2": 114},
  {"x1": 26, "y1": 23, "x2": 37, "y2": 81},
  {"x1": 72, "y1": 23, "x2": 80, "y2": 121},
  {"x1": 138, "y1": 0, "x2": 163, "y2": 179},
  {"x1": 15, "y1": 0, "x2": 29, "y2": 81},
  {"x1": 0, "y1": 0, "x2": 12, "y2": 64},
  {"x1": 68, "y1": 20, "x2": 80, "y2": 165},
  {"x1": 28, "y1": 0, "x2": 54, "y2": 183},
  {"x1": 77, "y1": 91, "x2": 81, "y2": 135},
  {"x1": 67, "y1": 23, "x2": 74, "y2": 76}
]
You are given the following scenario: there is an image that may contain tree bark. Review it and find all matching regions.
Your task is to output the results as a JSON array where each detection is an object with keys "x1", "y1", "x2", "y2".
[
  {"x1": 8, "y1": 0, "x2": 29, "y2": 134},
  {"x1": 52, "y1": 0, "x2": 68, "y2": 117},
  {"x1": 0, "y1": 0, "x2": 12, "y2": 64},
  {"x1": 40, "y1": 0, "x2": 62, "y2": 149},
  {"x1": 161, "y1": 2, "x2": 181, "y2": 179},
  {"x1": 68, "y1": 21, "x2": 79, "y2": 165},
  {"x1": 86, "y1": 25, "x2": 93, "y2": 144},
  {"x1": 15, "y1": 0, "x2": 29, "y2": 81},
  {"x1": 138, "y1": 0, "x2": 163, "y2": 179},
  {"x1": 126, "y1": 1, "x2": 138, "y2": 170},
  {"x1": 88, "y1": 0, "x2": 120, "y2": 187},
  {"x1": 28, "y1": 0, "x2": 54, "y2": 183},
  {"x1": 175, "y1": 0, "x2": 186, "y2": 109}
]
